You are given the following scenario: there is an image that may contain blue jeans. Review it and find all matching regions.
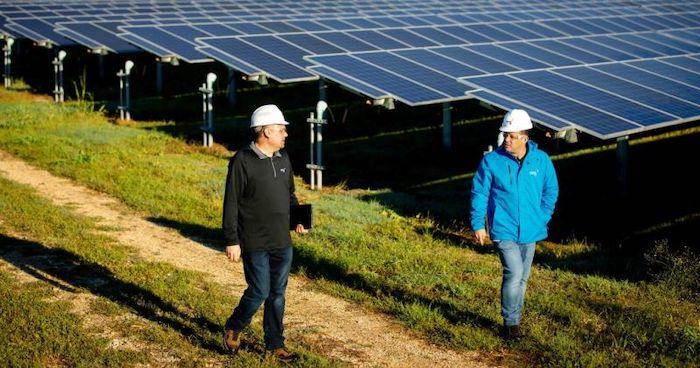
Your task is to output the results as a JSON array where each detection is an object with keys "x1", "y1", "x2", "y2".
[
  {"x1": 494, "y1": 240, "x2": 535, "y2": 326},
  {"x1": 226, "y1": 246, "x2": 293, "y2": 350}
]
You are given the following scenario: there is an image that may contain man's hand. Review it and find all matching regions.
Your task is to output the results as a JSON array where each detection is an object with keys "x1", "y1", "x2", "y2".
[
  {"x1": 225, "y1": 245, "x2": 241, "y2": 262},
  {"x1": 295, "y1": 224, "x2": 309, "y2": 234},
  {"x1": 474, "y1": 229, "x2": 488, "y2": 245}
]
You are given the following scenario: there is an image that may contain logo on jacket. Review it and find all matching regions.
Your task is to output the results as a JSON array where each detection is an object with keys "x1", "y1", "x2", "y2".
[
  {"x1": 280, "y1": 168, "x2": 286, "y2": 173},
  {"x1": 529, "y1": 170, "x2": 538, "y2": 176}
]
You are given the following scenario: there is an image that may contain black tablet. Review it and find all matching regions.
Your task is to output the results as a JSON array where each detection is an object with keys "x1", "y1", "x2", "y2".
[{"x1": 290, "y1": 204, "x2": 312, "y2": 230}]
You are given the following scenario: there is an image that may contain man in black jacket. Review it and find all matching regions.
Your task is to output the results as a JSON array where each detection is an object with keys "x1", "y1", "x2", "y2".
[{"x1": 222, "y1": 104, "x2": 307, "y2": 362}]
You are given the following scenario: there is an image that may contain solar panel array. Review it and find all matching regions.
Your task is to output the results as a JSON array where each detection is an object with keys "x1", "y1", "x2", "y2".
[{"x1": 1, "y1": 0, "x2": 699, "y2": 139}]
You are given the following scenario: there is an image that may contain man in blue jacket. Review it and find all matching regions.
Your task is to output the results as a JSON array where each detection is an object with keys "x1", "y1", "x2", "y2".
[{"x1": 470, "y1": 109, "x2": 559, "y2": 340}]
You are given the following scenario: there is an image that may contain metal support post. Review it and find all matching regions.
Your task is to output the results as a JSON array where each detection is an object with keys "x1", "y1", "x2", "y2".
[
  {"x1": 227, "y1": 67, "x2": 236, "y2": 106},
  {"x1": 156, "y1": 61, "x2": 163, "y2": 94},
  {"x1": 199, "y1": 73, "x2": 216, "y2": 147},
  {"x1": 117, "y1": 60, "x2": 134, "y2": 120},
  {"x1": 306, "y1": 101, "x2": 328, "y2": 190},
  {"x1": 98, "y1": 53, "x2": 105, "y2": 80},
  {"x1": 308, "y1": 113, "x2": 315, "y2": 189},
  {"x1": 442, "y1": 102, "x2": 452, "y2": 151},
  {"x1": 319, "y1": 78, "x2": 327, "y2": 102},
  {"x1": 315, "y1": 114, "x2": 324, "y2": 189},
  {"x1": 53, "y1": 50, "x2": 66, "y2": 103},
  {"x1": 616, "y1": 136, "x2": 629, "y2": 197},
  {"x1": 3, "y1": 38, "x2": 13, "y2": 88}
]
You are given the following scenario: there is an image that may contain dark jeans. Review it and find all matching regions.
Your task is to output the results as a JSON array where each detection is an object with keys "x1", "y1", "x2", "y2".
[{"x1": 226, "y1": 246, "x2": 293, "y2": 350}]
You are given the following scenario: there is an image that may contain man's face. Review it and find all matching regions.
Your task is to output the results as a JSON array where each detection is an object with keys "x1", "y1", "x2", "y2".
[
  {"x1": 264, "y1": 124, "x2": 288, "y2": 150},
  {"x1": 502, "y1": 131, "x2": 527, "y2": 154}
]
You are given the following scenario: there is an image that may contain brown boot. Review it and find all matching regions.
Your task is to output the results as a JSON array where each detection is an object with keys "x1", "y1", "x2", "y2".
[
  {"x1": 268, "y1": 347, "x2": 298, "y2": 363},
  {"x1": 222, "y1": 329, "x2": 242, "y2": 354}
]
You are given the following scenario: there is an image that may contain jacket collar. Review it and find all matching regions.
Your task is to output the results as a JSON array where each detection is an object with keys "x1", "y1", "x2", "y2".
[
  {"x1": 249, "y1": 141, "x2": 282, "y2": 159},
  {"x1": 496, "y1": 140, "x2": 539, "y2": 162}
]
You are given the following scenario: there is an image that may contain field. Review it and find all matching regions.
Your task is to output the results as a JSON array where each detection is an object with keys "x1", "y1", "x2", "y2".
[{"x1": 1, "y1": 78, "x2": 699, "y2": 367}]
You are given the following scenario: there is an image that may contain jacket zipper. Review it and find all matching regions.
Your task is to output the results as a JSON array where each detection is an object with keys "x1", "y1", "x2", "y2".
[
  {"x1": 507, "y1": 165, "x2": 512, "y2": 185},
  {"x1": 270, "y1": 157, "x2": 277, "y2": 178}
]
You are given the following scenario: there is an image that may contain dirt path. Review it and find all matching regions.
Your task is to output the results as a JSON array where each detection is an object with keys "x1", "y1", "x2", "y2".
[
  {"x1": 0, "y1": 231, "x2": 212, "y2": 367},
  {"x1": 0, "y1": 150, "x2": 498, "y2": 368}
]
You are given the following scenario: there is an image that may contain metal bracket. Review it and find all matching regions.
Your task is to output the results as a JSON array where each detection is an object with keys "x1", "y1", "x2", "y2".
[
  {"x1": 368, "y1": 97, "x2": 395, "y2": 110},
  {"x1": 305, "y1": 164, "x2": 325, "y2": 171},
  {"x1": 158, "y1": 56, "x2": 179, "y2": 66},
  {"x1": 243, "y1": 73, "x2": 268, "y2": 86}
]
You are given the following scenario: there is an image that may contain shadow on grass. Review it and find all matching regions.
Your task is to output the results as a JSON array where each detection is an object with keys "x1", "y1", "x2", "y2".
[
  {"x1": 0, "y1": 233, "x2": 226, "y2": 354},
  {"x1": 147, "y1": 217, "x2": 224, "y2": 251},
  {"x1": 291, "y1": 246, "x2": 499, "y2": 331},
  {"x1": 141, "y1": 216, "x2": 499, "y2": 330}
]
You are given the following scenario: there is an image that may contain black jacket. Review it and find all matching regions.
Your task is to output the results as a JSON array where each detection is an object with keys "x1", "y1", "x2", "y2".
[{"x1": 222, "y1": 143, "x2": 298, "y2": 251}]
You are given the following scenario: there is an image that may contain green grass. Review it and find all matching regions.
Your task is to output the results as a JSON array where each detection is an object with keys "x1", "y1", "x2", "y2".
[
  {"x1": 1, "y1": 88, "x2": 699, "y2": 367},
  {"x1": 0, "y1": 268, "x2": 147, "y2": 367},
  {"x1": 0, "y1": 175, "x2": 339, "y2": 367}
]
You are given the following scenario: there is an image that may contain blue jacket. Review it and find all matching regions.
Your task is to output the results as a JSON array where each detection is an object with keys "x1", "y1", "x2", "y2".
[{"x1": 470, "y1": 141, "x2": 558, "y2": 244}]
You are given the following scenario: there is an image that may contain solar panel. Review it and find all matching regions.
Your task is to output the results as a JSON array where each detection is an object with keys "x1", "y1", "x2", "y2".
[
  {"x1": 470, "y1": 90, "x2": 574, "y2": 130},
  {"x1": 554, "y1": 66, "x2": 700, "y2": 119},
  {"x1": 193, "y1": 45, "x2": 260, "y2": 75},
  {"x1": 55, "y1": 22, "x2": 140, "y2": 53},
  {"x1": 593, "y1": 63, "x2": 700, "y2": 105},
  {"x1": 313, "y1": 31, "x2": 378, "y2": 52},
  {"x1": 120, "y1": 26, "x2": 210, "y2": 62},
  {"x1": 197, "y1": 37, "x2": 315, "y2": 82},
  {"x1": 407, "y1": 27, "x2": 464, "y2": 46},
  {"x1": 346, "y1": 30, "x2": 409, "y2": 49},
  {"x1": 513, "y1": 70, "x2": 675, "y2": 126},
  {"x1": 240, "y1": 35, "x2": 313, "y2": 67},
  {"x1": 500, "y1": 41, "x2": 579, "y2": 67},
  {"x1": 3, "y1": 0, "x2": 699, "y2": 139},
  {"x1": 660, "y1": 55, "x2": 700, "y2": 73},
  {"x1": 6, "y1": 17, "x2": 77, "y2": 46},
  {"x1": 438, "y1": 25, "x2": 493, "y2": 43},
  {"x1": 462, "y1": 74, "x2": 642, "y2": 138},
  {"x1": 380, "y1": 28, "x2": 438, "y2": 47},
  {"x1": 394, "y1": 48, "x2": 482, "y2": 77},
  {"x1": 529, "y1": 39, "x2": 610, "y2": 64},
  {"x1": 641, "y1": 32, "x2": 700, "y2": 53},
  {"x1": 277, "y1": 33, "x2": 344, "y2": 54},
  {"x1": 628, "y1": 59, "x2": 700, "y2": 87},
  {"x1": 557, "y1": 38, "x2": 639, "y2": 61},
  {"x1": 353, "y1": 52, "x2": 469, "y2": 97},
  {"x1": 307, "y1": 54, "x2": 456, "y2": 105},
  {"x1": 586, "y1": 35, "x2": 664, "y2": 59},
  {"x1": 432, "y1": 46, "x2": 516, "y2": 73},
  {"x1": 468, "y1": 44, "x2": 550, "y2": 69},
  {"x1": 308, "y1": 65, "x2": 391, "y2": 99}
]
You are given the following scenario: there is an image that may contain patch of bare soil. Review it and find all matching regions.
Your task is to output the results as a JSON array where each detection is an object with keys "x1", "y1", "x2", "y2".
[
  {"x1": 0, "y1": 150, "x2": 502, "y2": 368},
  {"x1": 0, "y1": 231, "x2": 214, "y2": 367}
]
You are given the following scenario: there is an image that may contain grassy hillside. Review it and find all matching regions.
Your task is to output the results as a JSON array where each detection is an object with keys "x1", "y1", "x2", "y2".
[{"x1": 1, "y1": 88, "x2": 698, "y2": 367}]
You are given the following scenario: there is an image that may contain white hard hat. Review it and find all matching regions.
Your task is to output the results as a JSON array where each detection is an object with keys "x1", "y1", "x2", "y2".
[
  {"x1": 250, "y1": 104, "x2": 289, "y2": 128},
  {"x1": 500, "y1": 109, "x2": 532, "y2": 132}
]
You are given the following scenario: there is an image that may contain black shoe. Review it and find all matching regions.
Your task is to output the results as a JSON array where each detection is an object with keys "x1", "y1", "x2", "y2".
[
  {"x1": 223, "y1": 329, "x2": 242, "y2": 354},
  {"x1": 268, "y1": 347, "x2": 299, "y2": 363},
  {"x1": 504, "y1": 325, "x2": 523, "y2": 340}
]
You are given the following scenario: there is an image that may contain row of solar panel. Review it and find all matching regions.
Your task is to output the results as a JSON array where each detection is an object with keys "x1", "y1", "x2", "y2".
[
  {"x1": 191, "y1": 13, "x2": 700, "y2": 82},
  {"x1": 3, "y1": 0, "x2": 698, "y2": 140},
  {"x1": 4, "y1": 2, "x2": 666, "y2": 46},
  {"x1": 303, "y1": 30, "x2": 700, "y2": 107},
  {"x1": 6, "y1": 0, "x2": 696, "y2": 35},
  {"x1": 464, "y1": 56, "x2": 700, "y2": 138},
  {"x1": 4, "y1": 2, "x2": 683, "y2": 54},
  {"x1": 115, "y1": 9, "x2": 700, "y2": 66},
  {"x1": 3, "y1": 0, "x2": 681, "y2": 17}
]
